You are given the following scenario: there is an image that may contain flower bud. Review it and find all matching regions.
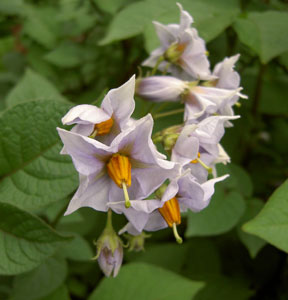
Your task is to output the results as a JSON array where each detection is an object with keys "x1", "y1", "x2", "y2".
[
  {"x1": 93, "y1": 210, "x2": 123, "y2": 277},
  {"x1": 136, "y1": 76, "x2": 189, "y2": 102}
]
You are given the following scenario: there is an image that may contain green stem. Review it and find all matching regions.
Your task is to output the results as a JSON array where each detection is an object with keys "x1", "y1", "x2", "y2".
[
  {"x1": 151, "y1": 56, "x2": 164, "y2": 75},
  {"x1": 106, "y1": 208, "x2": 113, "y2": 230},
  {"x1": 153, "y1": 108, "x2": 184, "y2": 120}
]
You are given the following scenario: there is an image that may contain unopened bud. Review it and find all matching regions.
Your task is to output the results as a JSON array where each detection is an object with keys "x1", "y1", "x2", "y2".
[
  {"x1": 136, "y1": 76, "x2": 188, "y2": 102},
  {"x1": 93, "y1": 210, "x2": 123, "y2": 277}
]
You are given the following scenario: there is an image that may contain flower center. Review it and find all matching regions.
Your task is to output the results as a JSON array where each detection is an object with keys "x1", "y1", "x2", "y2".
[
  {"x1": 107, "y1": 154, "x2": 131, "y2": 188},
  {"x1": 90, "y1": 118, "x2": 114, "y2": 138},
  {"x1": 107, "y1": 154, "x2": 132, "y2": 208},
  {"x1": 164, "y1": 43, "x2": 187, "y2": 64}
]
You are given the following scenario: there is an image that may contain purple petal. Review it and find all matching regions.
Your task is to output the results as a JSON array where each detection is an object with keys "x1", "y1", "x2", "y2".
[
  {"x1": 101, "y1": 75, "x2": 136, "y2": 131},
  {"x1": 62, "y1": 104, "x2": 110, "y2": 125},
  {"x1": 64, "y1": 173, "x2": 111, "y2": 215}
]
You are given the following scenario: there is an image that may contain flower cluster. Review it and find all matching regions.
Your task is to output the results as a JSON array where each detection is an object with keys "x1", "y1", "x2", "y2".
[{"x1": 57, "y1": 3, "x2": 246, "y2": 277}]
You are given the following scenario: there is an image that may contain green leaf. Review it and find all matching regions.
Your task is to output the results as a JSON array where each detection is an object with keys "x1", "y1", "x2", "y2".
[
  {"x1": 38, "y1": 285, "x2": 70, "y2": 300},
  {"x1": 194, "y1": 276, "x2": 253, "y2": 300},
  {"x1": 26, "y1": 47, "x2": 61, "y2": 90},
  {"x1": 99, "y1": 0, "x2": 161, "y2": 45},
  {"x1": 217, "y1": 163, "x2": 253, "y2": 198},
  {"x1": 279, "y1": 51, "x2": 288, "y2": 69},
  {"x1": 258, "y1": 75, "x2": 288, "y2": 115},
  {"x1": 45, "y1": 42, "x2": 83, "y2": 68},
  {"x1": 6, "y1": 69, "x2": 68, "y2": 107},
  {"x1": 61, "y1": 233, "x2": 94, "y2": 261},
  {"x1": 181, "y1": 239, "x2": 221, "y2": 280},
  {"x1": 186, "y1": 188, "x2": 246, "y2": 237},
  {"x1": 243, "y1": 179, "x2": 288, "y2": 253},
  {"x1": 125, "y1": 243, "x2": 189, "y2": 273},
  {"x1": 0, "y1": 0, "x2": 24, "y2": 15},
  {"x1": 125, "y1": 238, "x2": 221, "y2": 280},
  {"x1": 100, "y1": 0, "x2": 240, "y2": 48},
  {"x1": 93, "y1": 0, "x2": 128, "y2": 14},
  {"x1": 0, "y1": 100, "x2": 78, "y2": 210},
  {"x1": 88, "y1": 263, "x2": 204, "y2": 300},
  {"x1": 23, "y1": 5, "x2": 59, "y2": 49},
  {"x1": 0, "y1": 202, "x2": 71, "y2": 275},
  {"x1": 237, "y1": 198, "x2": 266, "y2": 258},
  {"x1": 11, "y1": 256, "x2": 67, "y2": 300},
  {"x1": 233, "y1": 11, "x2": 288, "y2": 63}
]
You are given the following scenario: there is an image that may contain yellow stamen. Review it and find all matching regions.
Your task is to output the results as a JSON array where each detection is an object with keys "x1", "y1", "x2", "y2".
[
  {"x1": 158, "y1": 197, "x2": 181, "y2": 227},
  {"x1": 107, "y1": 154, "x2": 131, "y2": 188},
  {"x1": 89, "y1": 118, "x2": 114, "y2": 138},
  {"x1": 107, "y1": 154, "x2": 132, "y2": 208},
  {"x1": 190, "y1": 152, "x2": 201, "y2": 164}
]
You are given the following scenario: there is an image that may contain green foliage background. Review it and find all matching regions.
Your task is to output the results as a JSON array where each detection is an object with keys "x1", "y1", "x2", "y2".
[{"x1": 0, "y1": 0, "x2": 288, "y2": 299}]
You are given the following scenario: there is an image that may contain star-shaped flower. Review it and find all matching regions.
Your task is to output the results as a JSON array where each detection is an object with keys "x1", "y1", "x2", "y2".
[
  {"x1": 57, "y1": 114, "x2": 179, "y2": 215},
  {"x1": 111, "y1": 171, "x2": 228, "y2": 242},
  {"x1": 142, "y1": 3, "x2": 212, "y2": 80}
]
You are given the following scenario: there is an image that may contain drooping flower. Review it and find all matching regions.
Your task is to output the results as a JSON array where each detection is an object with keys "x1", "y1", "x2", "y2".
[
  {"x1": 136, "y1": 76, "x2": 188, "y2": 102},
  {"x1": 61, "y1": 75, "x2": 136, "y2": 146},
  {"x1": 93, "y1": 210, "x2": 123, "y2": 277},
  {"x1": 110, "y1": 171, "x2": 228, "y2": 242},
  {"x1": 57, "y1": 114, "x2": 179, "y2": 215},
  {"x1": 142, "y1": 3, "x2": 212, "y2": 80},
  {"x1": 135, "y1": 75, "x2": 244, "y2": 121}
]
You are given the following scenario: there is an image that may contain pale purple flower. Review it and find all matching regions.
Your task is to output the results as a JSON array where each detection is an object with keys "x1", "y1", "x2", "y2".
[
  {"x1": 93, "y1": 210, "x2": 123, "y2": 277},
  {"x1": 110, "y1": 171, "x2": 228, "y2": 235},
  {"x1": 136, "y1": 76, "x2": 188, "y2": 102},
  {"x1": 97, "y1": 237, "x2": 123, "y2": 277},
  {"x1": 142, "y1": 3, "x2": 212, "y2": 80},
  {"x1": 109, "y1": 171, "x2": 228, "y2": 235},
  {"x1": 183, "y1": 85, "x2": 244, "y2": 121},
  {"x1": 204, "y1": 54, "x2": 247, "y2": 126},
  {"x1": 172, "y1": 115, "x2": 239, "y2": 164},
  {"x1": 135, "y1": 75, "x2": 244, "y2": 121},
  {"x1": 61, "y1": 75, "x2": 136, "y2": 146},
  {"x1": 57, "y1": 114, "x2": 179, "y2": 215},
  {"x1": 171, "y1": 115, "x2": 238, "y2": 183}
]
